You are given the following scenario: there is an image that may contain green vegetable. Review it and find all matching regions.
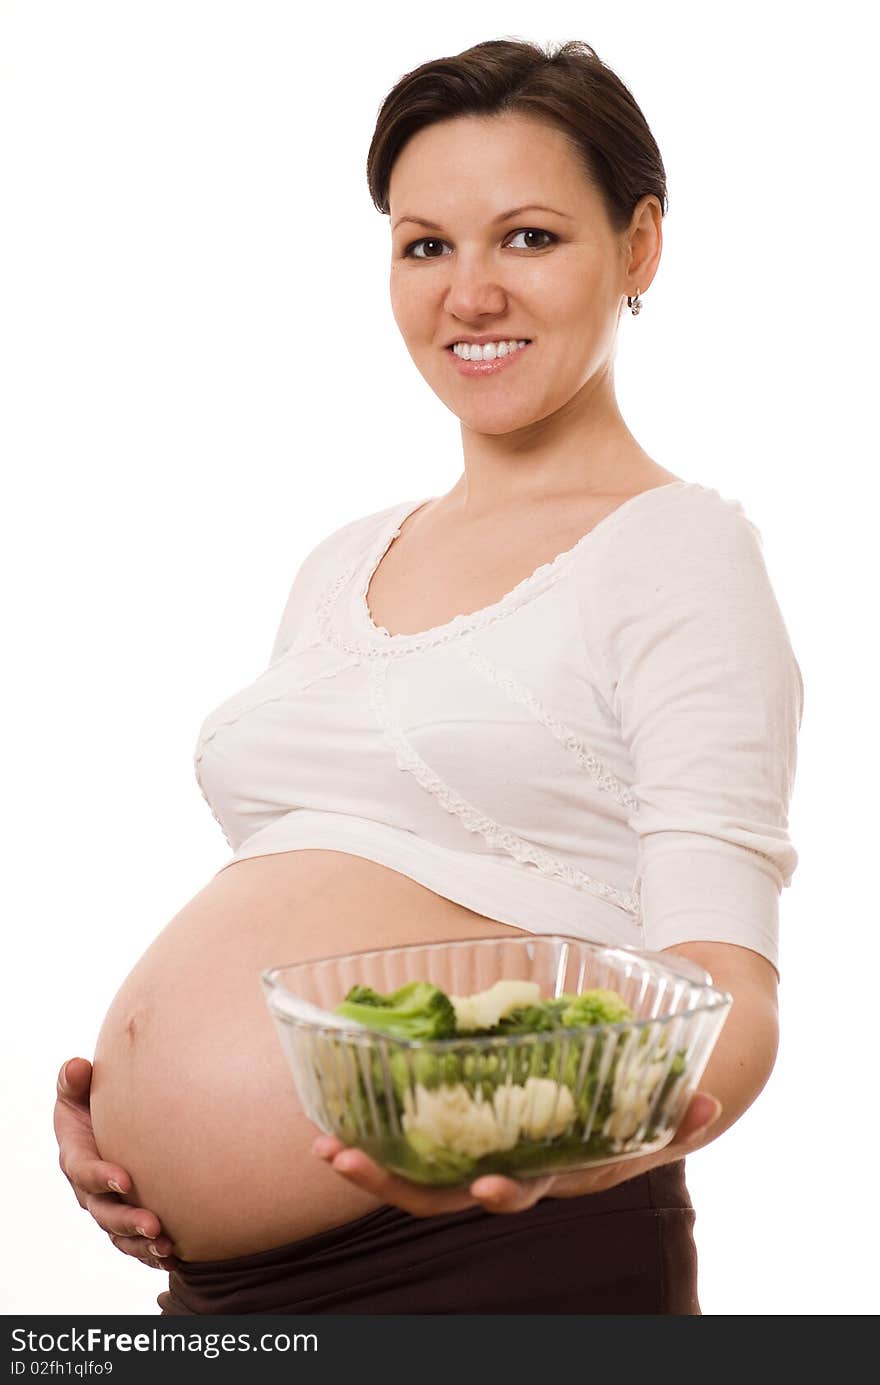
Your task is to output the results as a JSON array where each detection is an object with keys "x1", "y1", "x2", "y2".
[
  {"x1": 473, "y1": 1002, "x2": 561, "y2": 1035},
  {"x1": 464, "y1": 988, "x2": 634, "y2": 1038},
  {"x1": 401, "y1": 1126, "x2": 477, "y2": 1180},
  {"x1": 386, "y1": 1047, "x2": 463, "y2": 1103},
  {"x1": 334, "y1": 979, "x2": 457, "y2": 1041},
  {"x1": 326, "y1": 976, "x2": 688, "y2": 1183},
  {"x1": 559, "y1": 988, "x2": 634, "y2": 1027},
  {"x1": 342, "y1": 984, "x2": 388, "y2": 1007}
]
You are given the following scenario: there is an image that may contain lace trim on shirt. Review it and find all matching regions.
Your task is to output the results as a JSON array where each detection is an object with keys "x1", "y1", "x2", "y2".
[
  {"x1": 315, "y1": 516, "x2": 574, "y2": 658},
  {"x1": 315, "y1": 562, "x2": 569, "y2": 658},
  {"x1": 367, "y1": 658, "x2": 641, "y2": 917},
  {"x1": 459, "y1": 638, "x2": 640, "y2": 814},
  {"x1": 316, "y1": 484, "x2": 702, "y2": 659}
]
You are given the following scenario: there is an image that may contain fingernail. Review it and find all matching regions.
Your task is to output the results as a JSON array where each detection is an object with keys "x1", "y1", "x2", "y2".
[
  {"x1": 136, "y1": 1226, "x2": 149, "y2": 1237},
  {"x1": 108, "y1": 1179, "x2": 125, "y2": 1194},
  {"x1": 148, "y1": 1244, "x2": 164, "y2": 1257}
]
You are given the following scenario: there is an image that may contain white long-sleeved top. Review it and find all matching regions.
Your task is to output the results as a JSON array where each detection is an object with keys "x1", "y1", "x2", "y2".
[{"x1": 194, "y1": 481, "x2": 803, "y2": 977}]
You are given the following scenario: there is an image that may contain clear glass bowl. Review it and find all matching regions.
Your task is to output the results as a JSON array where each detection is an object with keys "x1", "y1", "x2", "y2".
[{"x1": 261, "y1": 934, "x2": 732, "y2": 1186}]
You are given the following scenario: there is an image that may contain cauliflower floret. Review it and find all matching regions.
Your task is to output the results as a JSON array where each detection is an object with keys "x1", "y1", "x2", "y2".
[
  {"x1": 401, "y1": 1082, "x2": 513, "y2": 1158},
  {"x1": 523, "y1": 1077, "x2": 576, "y2": 1140},
  {"x1": 401, "y1": 1075, "x2": 576, "y2": 1158},
  {"x1": 450, "y1": 980, "x2": 542, "y2": 1032},
  {"x1": 487, "y1": 1081, "x2": 529, "y2": 1148},
  {"x1": 603, "y1": 1053, "x2": 670, "y2": 1144},
  {"x1": 495, "y1": 1077, "x2": 575, "y2": 1141}
]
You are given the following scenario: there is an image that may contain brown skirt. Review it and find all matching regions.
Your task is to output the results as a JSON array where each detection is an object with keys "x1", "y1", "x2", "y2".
[{"x1": 157, "y1": 1159, "x2": 699, "y2": 1316}]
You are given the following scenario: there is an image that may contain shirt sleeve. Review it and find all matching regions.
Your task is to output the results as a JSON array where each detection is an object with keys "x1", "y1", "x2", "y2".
[
  {"x1": 266, "y1": 536, "x2": 336, "y2": 666},
  {"x1": 592, "y1": 489, "x2": 803, "y2": 980}
]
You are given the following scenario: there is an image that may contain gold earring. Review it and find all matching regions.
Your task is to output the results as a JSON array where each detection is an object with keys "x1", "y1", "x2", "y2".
[{"x1": 627, "y1": 289, "x2": 642, "y2": 316}]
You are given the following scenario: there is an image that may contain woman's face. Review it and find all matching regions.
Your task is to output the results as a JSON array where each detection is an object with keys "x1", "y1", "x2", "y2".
[{"x1": 388, "y1": 112, "x2": 656, "y2": 437}]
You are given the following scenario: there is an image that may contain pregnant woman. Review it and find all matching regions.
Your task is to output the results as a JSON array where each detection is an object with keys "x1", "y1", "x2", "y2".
[{"x1": 54, "y1": 37, "x2": 800, "y2": 1315}]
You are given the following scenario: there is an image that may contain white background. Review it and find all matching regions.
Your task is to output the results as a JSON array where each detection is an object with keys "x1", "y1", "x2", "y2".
[{"x1": 2, "y1": 0, "x2": 875, "y2": 1316}]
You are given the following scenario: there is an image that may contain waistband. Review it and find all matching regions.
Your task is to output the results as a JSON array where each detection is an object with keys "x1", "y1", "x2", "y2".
[{"x1": 159, "y1": 1158, "x2": 694, "y2": 1316}]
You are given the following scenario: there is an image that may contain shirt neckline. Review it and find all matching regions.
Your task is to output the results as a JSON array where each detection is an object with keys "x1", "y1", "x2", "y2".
[{"x1": 353, "y1": 480, "x2": 697, "y2": 650}]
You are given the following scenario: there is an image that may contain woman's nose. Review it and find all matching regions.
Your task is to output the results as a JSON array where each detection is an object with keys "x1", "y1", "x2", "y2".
[{"x1": 443, "y1": 262, "x2": 508, "y2": 319}]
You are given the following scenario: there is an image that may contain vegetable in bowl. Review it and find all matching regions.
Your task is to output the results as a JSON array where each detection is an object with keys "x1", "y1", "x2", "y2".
[
  {"x1": 262, "y1": 936, "x2": 731, "y2": 1187},
  {"x1": 324, "y1": 977, "x2": 689, "y2": 1185}
]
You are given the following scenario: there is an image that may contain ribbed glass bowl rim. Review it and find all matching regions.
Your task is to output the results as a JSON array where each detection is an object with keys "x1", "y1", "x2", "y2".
[{"x1": 261, "y1": 934, "x2": 733, "y2": 1047}]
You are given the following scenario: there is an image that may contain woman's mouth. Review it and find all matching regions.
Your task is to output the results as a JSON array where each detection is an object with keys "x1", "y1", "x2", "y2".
[{"x1": 446, "y1": 339, "x2": 533, "y2": 376}]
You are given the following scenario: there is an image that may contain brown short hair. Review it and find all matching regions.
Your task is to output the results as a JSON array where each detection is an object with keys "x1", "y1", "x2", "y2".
[{"x1": 366, "y1": 37, "x2": 668, "y2": 235}]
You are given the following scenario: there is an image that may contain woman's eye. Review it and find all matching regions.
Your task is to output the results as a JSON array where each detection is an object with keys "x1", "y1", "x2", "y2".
[
  {"x1": 402, "y1": 228, "x2": 556, "y2": 259},
  {"x1": 405, "y1": 237, "x2": 448, "y2": 260},
  {"x1": 506, "y1": 229, "x2": 555, "y2": 251}
]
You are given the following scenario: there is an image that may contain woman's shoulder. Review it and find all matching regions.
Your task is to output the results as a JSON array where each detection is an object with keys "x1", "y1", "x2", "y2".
[
  {"x1": 322, "y1": 497, "x2": 416, "y2": 549},
  {"x1": 572, "y1": 480, "x2": 778, "y2": 638},
  {"x1": 591, "y1": 479, "x2": 765, "y2": 559},
  {"x1": 297, "y1": 497, "x2": 413, "y2": 573}
]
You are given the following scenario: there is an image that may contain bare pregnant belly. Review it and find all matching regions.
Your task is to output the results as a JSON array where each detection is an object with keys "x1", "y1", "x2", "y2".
[{"x1": 89, "y1": 850, "x2": 528, "y2": 1261}]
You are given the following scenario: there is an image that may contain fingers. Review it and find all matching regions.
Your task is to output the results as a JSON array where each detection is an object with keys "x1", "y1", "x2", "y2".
[
  {"x1": 57, "y1": 1057, "x2": 92, "y2": 1101},
  {"x1": 676, "y1": 1091, "x2": 723, "y2": 1146},
  {"x1": 313, "y1": 1137, "x2": 478, "y2": 1216},
  {"x1": 84, "y1": 1190, "x2": 178, "y2": 1267},
  {"x1": 57, "y1": 1127, "x2": 134, "y2": 1201},
  {"x1": 312, "y1": 1136, "x2": 552, "y2": 1216},
  {"x1": 107, "y1": 1231, "x2": 179, "y2": 1271},
  {"x1": 313, "y1": 1090, "x2": 724, "y2": 1222},
  {"x1": 90, "y1": 1190, "x2": 178, "y2": 1267},
  {"x1": 83, "y1": 1189, "x2": 163, "y2": 1242},
  {"x1": 467, "y1": 1172, "x2": 555, "y2": 1213},
  {"x1": 55, "y1": 1059, "x2": 135, "y2": 1199},
  {"x1": 55, "y1": 1055, "x2": 176, "y2": 1265}
]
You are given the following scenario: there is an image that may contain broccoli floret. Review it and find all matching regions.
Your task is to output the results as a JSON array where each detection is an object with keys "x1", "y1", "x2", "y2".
[
  {"x1": 342, "y1": 984, "x2": 389, "y2": 1007},
  {"x1": 384, "y1": 1047, "x2": 463, "y2": 1104},
  {"x1": 334, "y1": 979, "x2": 457, "y2": 1040},
  {"x1": 559, "y1": 988, "x2": 634, "y2": 1028},
  {"x1": 541, "y1": 997, "x2": 572, "y2": 1024},
  {"x1": 488, "y1": 1002, "x2": 561, "y2": 1034}
]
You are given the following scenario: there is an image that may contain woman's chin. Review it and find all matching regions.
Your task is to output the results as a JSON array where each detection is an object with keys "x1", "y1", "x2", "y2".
[{"x1": 443, "y1": 395, "x2": 552, "y2": 435}]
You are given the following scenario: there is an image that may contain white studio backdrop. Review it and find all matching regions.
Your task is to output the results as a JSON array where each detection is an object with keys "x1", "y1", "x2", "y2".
[{"x1": 1, "y1": 0, "x2": 875, "y2": 1317}]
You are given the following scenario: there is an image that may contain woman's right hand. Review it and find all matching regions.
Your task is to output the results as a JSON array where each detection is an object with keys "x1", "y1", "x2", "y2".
[{"x1": 55, "y1": 1057, "x2": 178, "y2": 1270}]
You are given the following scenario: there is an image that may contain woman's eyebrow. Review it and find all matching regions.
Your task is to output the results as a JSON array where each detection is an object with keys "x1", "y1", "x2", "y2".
[{"x1": 391, "y1": 203, "x2": 574, "y2": 232}]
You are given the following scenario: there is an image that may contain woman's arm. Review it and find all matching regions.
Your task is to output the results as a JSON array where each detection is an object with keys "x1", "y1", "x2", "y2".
[{"x1": 659, "y1": 939, "x2": 779, "y2": 1153}]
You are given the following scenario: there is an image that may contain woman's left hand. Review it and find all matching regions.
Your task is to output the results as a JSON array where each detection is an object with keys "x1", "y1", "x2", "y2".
[{"x1": 312, "y1": 1090, "x2": 722, "y2": 1217}]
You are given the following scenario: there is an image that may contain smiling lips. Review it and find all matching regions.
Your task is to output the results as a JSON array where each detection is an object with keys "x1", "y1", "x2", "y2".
[{"x1": 446, "y1": 340, "x2": 533, "y2": 376}]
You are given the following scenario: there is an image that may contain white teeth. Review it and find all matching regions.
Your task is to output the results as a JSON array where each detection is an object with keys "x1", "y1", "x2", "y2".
[{"x1": 452, "y1": 339, "x2": 528, "y2": 361}]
